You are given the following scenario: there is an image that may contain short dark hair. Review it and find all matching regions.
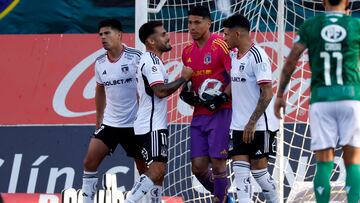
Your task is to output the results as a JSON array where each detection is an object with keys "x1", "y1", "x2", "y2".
[
  {"x1": 223, "y1": 14, "x2": 250, "y2": 32},
  {"x1": 188, "y1": 5, "x2": 211, "y2": 20},
  {"x1": 328, "y1": 0, "x2": 342, "y2": 6},
  {"x1": 139, "y1": 21, "x2": 163, "y2": 44},
  {"x1": 98, "y1": 19, "x2": 123, "y2": 32}
]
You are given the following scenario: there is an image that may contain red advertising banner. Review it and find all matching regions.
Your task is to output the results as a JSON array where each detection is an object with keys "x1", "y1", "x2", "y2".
[{"x1": 0, "y1": 33, "x2": 310, "y2": 125}]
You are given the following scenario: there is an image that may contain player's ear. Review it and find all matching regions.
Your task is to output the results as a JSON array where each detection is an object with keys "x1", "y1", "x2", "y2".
[
  {"x1": 146, "y1": 36, "x2": 156, "y2": 46},
  {"x1": 118, "y1": 31, "x2": 122, "y2": 40},
  {"x1": 236, "y1": 30, "x2": 241, "y2": 39}
]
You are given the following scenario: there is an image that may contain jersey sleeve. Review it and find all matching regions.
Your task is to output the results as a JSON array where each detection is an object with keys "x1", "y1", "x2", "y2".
[
  {"x1": 142, "y1": 57, "x2": 165, "y2": 87},
  {"x1": 295, "y1": 20, "x2": 309, "y2": 47},
  {"x1": 253, "y1": 50, "x2": 272, "y2": 85},
  {"x1": 214, "y1": 38, "x2": 231, "y2": 72},
  {"x1": 94, "y1": 61, "x2": 103, "y2": 85}
]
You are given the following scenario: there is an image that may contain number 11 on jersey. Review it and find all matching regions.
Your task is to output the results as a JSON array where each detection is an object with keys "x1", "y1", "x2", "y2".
[{"x1": 320, "y1": 51, "x2": 343, "y2": 86}]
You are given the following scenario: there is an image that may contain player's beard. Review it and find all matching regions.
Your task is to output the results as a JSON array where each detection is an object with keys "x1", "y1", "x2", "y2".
[{"x1": 160, "y1": 43, "x2": 172, "y2": 52}]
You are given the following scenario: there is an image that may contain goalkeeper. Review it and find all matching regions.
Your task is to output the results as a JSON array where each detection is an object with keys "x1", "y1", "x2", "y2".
[
  {"x1": 275, "y1": 0, "x2": 360, "y2": 202},
  {"x1": 180, "y1": 5, "x2": 233, "y2": 203}
]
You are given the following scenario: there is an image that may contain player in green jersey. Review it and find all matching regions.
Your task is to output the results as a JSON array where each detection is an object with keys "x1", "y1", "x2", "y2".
[{"x1": 274, "y1": 0, "x2": 360, "y2": 202}]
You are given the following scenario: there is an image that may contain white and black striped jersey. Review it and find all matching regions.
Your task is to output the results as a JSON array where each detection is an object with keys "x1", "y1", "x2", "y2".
[
  {"x1": 134, "y1": 51, "x2": 168, "y2": 135},
  {"x1": 230, "y1": 44, "x2": 279, "y2": 131},
  {"x1": 95, "y1": 45, "x2": 142, "y2": 128}
]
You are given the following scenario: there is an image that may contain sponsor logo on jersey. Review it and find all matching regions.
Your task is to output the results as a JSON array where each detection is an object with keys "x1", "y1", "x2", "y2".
[
  {"x1": 102, "y1": 70, "x2": 107, "y2": 75},
  {"x1": 103, "y1": 78, "x2": 133, "y2": 86},
  {"x1": 231, "y1": 77, "x2": 246, "y2": 82},
  {"x1": 321, "y1": 24, "x2": 347, "y2": 43},
  {"x1": 193, "y1": 69, "x2": 212, "y2": 77},
  {"x1": 186, "y1": 57, "x2": 192, "y2": 63}
]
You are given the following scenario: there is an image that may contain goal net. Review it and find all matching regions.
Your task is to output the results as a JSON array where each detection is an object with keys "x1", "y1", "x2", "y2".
[{"x1": 137, "y1": 0, "x2": 360, "y2": 202}]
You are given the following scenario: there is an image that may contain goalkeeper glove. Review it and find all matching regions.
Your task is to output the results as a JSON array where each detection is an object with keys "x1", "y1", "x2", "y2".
[
  {"x1": 180, "y1": 81, "x2": 200, "y2": 106},
  {"x1": 201, "y1": 92, "x2": 228, "y2": 111}
]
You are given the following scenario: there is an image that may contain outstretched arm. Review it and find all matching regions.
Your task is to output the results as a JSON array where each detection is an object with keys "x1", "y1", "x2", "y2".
[
  {"x1": 152, "y1": 77, "x2": 186, "y2": 98},
  {"x1": 152, "y1": 66, "x2": 193, "y2": 99}
]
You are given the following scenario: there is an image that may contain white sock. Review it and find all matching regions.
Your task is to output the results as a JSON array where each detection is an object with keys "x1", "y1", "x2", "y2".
[
  {"x1": 149, "y1": 185, "x2": 162, "y2": 203},
  {"x1": 125, "y1": 174, "x2": 154, "y2": 203},
  {"x1": 233, "y1": 161, "x2": 252, "y2": 203},
  {"x1": 252, "y1": 168, "x2": 278, "y2": 203},
  {"x1": 82, "y1": 171, "x2": 98, "y2": 203}
]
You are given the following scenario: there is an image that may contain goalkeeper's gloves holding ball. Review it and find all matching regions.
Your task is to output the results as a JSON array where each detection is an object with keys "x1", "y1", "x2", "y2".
[
  {"x1": 180, "y1": 81, "x2": 200, "y2": 106},
  {"x1": 201, "y1": 92, "x2": 228, "y2": 111}
]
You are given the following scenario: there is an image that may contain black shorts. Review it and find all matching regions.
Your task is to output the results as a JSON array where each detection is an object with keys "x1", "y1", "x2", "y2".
[
  {"x1": 93, "y1": 124, "x2": 142, "y2": 159},
  {"x1": 136, "y1": 129, "x2": 169, "y2": 164},
  {"x1": 228, "y1": 129, "x2": 277, "y2": 159}
]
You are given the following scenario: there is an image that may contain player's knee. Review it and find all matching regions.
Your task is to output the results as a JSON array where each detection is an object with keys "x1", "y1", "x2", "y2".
[
  {"x1": 135, "y1": 163, "x2": 148, "y2": 175},
  {"x1": 147, "y1": 162, "x2": 166, "y2": 182},
  {"x1": 83, "y1": 156, "x2": 98, "y2": 171}
]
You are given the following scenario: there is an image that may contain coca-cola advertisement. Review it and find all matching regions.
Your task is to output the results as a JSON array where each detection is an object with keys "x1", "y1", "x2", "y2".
[{"x1": 0, "y1": 33, "x2": 309, "y2": 125}]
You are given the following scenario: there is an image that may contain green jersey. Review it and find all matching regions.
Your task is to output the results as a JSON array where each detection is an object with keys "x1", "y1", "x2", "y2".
[{"x1": 297, "y1": 12, "x2": 360, "y2": 103}]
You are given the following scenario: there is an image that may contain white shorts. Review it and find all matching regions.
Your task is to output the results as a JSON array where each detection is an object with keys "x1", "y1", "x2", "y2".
[{"x1": 309, "y1": 100, "x2": 360, "y2": 151}]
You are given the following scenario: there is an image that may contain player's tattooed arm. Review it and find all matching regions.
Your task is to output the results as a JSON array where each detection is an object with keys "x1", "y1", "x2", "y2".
[
  {"x1": 243, "y1": 82, "x2": 273, "y2": 143},
  {"x1": 276, "y1": 43, "x2": 306, "y2": 98},
  {"x1": 249, "y1": 83, "x2": 273, "y2": 124},
  {"x1": 152, "y1": 66, "x2": 193, "y2": 98},
  {"x1": 152, "y1": 77, "x2": 186, "y2": 98}
]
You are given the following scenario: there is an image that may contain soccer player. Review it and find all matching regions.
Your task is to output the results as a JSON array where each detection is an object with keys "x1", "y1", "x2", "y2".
[
  {"x1": 180, "y1": 5, "x2": 233, "y2": 203},
  {"x1": 81, "y1": 19, "x2": 147, "y2": 203},
  {"x1": 274, "y1": 0, "x2": 360, "y2": 202},
  {"x1": 223, "y1": 14, "x2": 279, "y2": 203},
  {"x1": 124, "y1": 21, "x2": 193, "y2": 203}
]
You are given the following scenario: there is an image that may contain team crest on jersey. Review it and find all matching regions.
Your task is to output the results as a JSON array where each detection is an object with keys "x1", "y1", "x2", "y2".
[
  {"x1": 152, "y1": 66, "x2": 157, "y2": 72},
  {"x1": 121, "y1": 65, "x2": 129, "y2": 73},
  {"x1": 239, "y1": 63, "x2": 245, "y2": 72},
  {"x1": 204, "y1": 53, "x2": 211, "y2": 65},
  {"x1": 321, "y1": 24, "x2": 347, "y2": 43}
]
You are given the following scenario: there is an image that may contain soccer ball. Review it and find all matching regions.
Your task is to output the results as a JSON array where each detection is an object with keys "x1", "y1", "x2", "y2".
[{"x1": 198, "y1": 78, "x2": 223, "y2": 102}]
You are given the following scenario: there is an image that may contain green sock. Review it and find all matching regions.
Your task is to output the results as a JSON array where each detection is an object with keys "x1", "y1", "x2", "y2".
[
  {"x1": 313, "y1": 161, "x2": 334, "y2": 203},
  {"x1": 346, "y1": 164, "x2": 360, "y2": 203}
]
